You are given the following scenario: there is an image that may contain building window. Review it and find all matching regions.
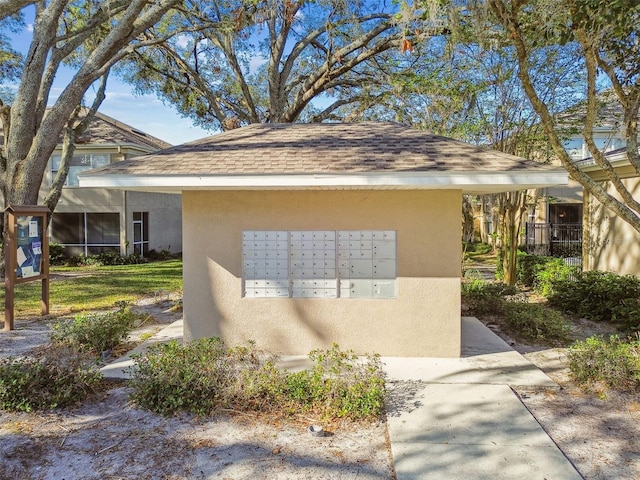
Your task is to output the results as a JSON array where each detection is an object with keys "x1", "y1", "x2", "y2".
[
  {"x1": 133, "y1": 212, "x2": 149, "y2": 256},
  {"x1": 52, "y1": 212, "x2": 120, "y2": 256},
  {"x1": 242, "y1": 230, "x2": 397, "y2": 299},
  {"x1": 51, "y1": 153, "x2": 110, "y2": 186},
  {"x1": 549, "y1": 204, "x2": 582, "y2": 224}
]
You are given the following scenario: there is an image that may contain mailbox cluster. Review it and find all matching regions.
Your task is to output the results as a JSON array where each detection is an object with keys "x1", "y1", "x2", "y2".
[{"x1": 242, "y1": 230, "x2": 396, "y2": 299}]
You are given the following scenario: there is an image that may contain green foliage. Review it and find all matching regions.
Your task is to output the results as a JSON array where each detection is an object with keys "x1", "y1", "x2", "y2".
[
  {"x1": 128, "y1": 339, "x2": 385, "y2": 421},
  {"x1": 146, "y1": 249, "x2": 173, "y2": 261},
  {"x1": 461, "y1": 279, "x2": 516, "y2": 315},
  {"x1": 463, "y1": 242, "x2": 492, "y2": 256},
  {"x1": 129, "y1": 338, "x2": 235, "y2": 416},
  {"x1": 502, "y1": 301, "x2": 572, "y2": 345},
  {"x1": 0, "y1": 346, "x2": 102, "y2": 412},
  {"x1": 51, "y1": 303, "x2": 141, "y2": 355},
  {"x1": 568, "y1": 335, "x2": 640, "y2": 393},
  {"x1": 285, "y1": 344, "x2": 385, "y2": 419},
  {"x1": 517, "y1": 255, "x2": 579, "y2": 296},
  {"x1": 516, "y1": 254, "x2": 552, "y2": 288},
  {"x1": 48, "y1": 242, "x2": 67, "y2": 265},
  {"x1": 548, "y1": 271, "x2": 640, "y2": 330},
  {"x1": 67, "y1": 252, "x2": 147, "y2": 267}
]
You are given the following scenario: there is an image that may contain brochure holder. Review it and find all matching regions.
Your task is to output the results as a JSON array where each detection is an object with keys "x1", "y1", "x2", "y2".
[{"x1": 4, "y1": 205, "x2": 50, "y2": 331}]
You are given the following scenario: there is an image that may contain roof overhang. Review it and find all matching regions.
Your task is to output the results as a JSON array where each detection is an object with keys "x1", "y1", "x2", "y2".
[
  {"x1": 577, "y1": 149, "x2": 639, "y2": 181},
  {"x1": 79, "y1": 170, "x2": 568, "y2": 195}
]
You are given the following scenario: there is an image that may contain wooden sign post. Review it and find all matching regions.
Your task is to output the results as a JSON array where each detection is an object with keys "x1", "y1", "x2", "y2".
[{"x1": 4, "y1": 205, "x2": 50, "y2": 331}]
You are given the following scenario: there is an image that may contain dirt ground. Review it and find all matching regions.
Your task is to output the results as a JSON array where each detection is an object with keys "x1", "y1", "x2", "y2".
[
  {"x1": 484, "y1": 318, "x2": 640, "y2": 480},
  {"x1": 1, "y1": 296, "x2": 639, "y2": 479}
]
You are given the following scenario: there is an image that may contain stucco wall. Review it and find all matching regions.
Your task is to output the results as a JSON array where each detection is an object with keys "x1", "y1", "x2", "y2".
[
  {"x1": 586, "y1": 177, "x2": 640, "y2": 276},
  {"x1": 125, "y1": 191, "x2": 182, "y2": 254},
  {"x1": 183, "y1": 189, "x2": 462, "y2": 357}
]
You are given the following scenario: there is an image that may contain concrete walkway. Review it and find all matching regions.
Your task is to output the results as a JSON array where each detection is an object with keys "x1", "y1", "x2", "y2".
[
  {"x1": 100, "y1": 319, "x2": 183, "y2": 379},
  {"x1": 384, "y1": 317, "x2": 582, "y2": 480},
  {"x1": 102, "y1": 317, "x2": 583, "y2": 480}
]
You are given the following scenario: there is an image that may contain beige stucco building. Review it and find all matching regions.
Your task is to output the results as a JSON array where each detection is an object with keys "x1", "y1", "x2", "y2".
[
  {"x1": 580, "y1": 150, "x2": 640, "y2": 275},
  {"x1": 82, "y1": 122, "x2": 566, "y2": 357},
  {"x1": 39, "y1": 112, "x2": 182, "y2": 256}
]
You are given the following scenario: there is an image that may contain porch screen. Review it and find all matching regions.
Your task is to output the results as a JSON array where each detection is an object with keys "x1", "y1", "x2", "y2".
[{"x1": 242, "y1": 230, "x2": 396, "y2": 299}]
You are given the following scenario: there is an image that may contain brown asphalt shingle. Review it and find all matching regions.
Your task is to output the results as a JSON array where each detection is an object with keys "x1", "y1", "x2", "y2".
[
  {"x1": 86, "y1": 122, "x2": 558, "y2": 176},
  {"x1": 76, "y1": 110, "x2": 172, "y2": 150}
]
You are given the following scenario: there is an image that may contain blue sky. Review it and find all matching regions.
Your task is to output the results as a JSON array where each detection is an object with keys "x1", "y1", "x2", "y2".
[
  {"x1": 8, "y1": 9, "x2": 215, "y2": 146},
  {"x1": 55, "y1": 79, "x2": 214, "y2": 146}
]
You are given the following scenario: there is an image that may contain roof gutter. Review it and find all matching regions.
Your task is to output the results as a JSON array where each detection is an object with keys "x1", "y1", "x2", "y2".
[{"x1": 79, "y1": 170, "x2": 568, "y2": 194}]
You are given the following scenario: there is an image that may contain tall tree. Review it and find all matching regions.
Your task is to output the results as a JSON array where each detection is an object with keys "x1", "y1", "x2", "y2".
[
  {"x1": 454, "y1": 0, "x2": 640, "y2": 235},
  {"x1": 0, "y1": 0, "x2": 33, "y2": 21},
  {"x1": 119, "y1": 0, "x2": 440, "y2": 130},
  {"x1": 0, "y1": 0, "x2": 181, "y2": 212},
  {"x1": 344, "y1": 30, "x2": 584, "y2": 283}
]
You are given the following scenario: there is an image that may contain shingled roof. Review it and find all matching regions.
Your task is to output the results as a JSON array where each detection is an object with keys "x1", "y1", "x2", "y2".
[
  {"x1": 73, "y1": 110, "x2": 172, "y2": 150},
  {"x1": 80, "y1": 122, "x2": 566, "y2": 194},
  {"x1": 0, "y1": 109, "x2": 172, "y2": 151}
]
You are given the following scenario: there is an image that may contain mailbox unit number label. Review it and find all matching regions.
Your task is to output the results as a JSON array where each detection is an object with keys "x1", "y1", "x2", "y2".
[{"x1": 242, "y1": 230, "x2": 396, "y2": 298}]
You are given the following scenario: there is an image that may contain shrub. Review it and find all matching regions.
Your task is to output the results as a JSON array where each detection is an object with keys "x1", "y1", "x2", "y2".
[
  {"x1": 463, "y1": 242, "x2": 492, "y2": 256},
  {"x1": 568, "y1": 335, "x2": 640, "y2": 393},
  {"x1": 129, "y1": 337, "x2": 237, "y2": 416},
  {"x1": 284, "y1": 344, "x2": 385, "y2": 419},
  {"x1": 51, "y1": 303, "x2": 141, "y2": 355},
  {"x1": 461, "y1": 279, "x2": 516, "y2": 315},
  {"x1": 0, "y1": 346, "x2": 102, "y2": 412},
  {"x1": 128, "y1": 339, "x2": 385, "y2": 420},
  {"x1": 502, "y1": 302, "x2": 572, "y2": 345},
  {"x1": 515, "y1": 254, "x2": 579, "y2": 295},
  {"x1": 548, "y1": 271, "x2": 640, "y2": 330},
  {"x1": 65, "y1": 252, "x2": 147, "y2": 267},
  {"x1": 146, "y1": 249, "x2": 173, "y2": 261},
  {"x1": 533, "y1": 257, "x2": 580, "y2": 297},
  {"x1": 49, "y1": 242, "x2": 67, "y2": 265}
]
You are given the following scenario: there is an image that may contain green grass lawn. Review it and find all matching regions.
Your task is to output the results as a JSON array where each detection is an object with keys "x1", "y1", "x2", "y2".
[{"x1": 1, "y1": 259, "x2": 183, "y2": 318}]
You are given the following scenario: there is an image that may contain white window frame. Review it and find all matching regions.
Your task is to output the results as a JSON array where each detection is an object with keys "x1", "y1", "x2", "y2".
[
  {"x1": 50, "y1": 153, "x2": 110, "y2": 187},
  {"x1": 132, "y1": 212, "x2": 149, "y2": 256}
]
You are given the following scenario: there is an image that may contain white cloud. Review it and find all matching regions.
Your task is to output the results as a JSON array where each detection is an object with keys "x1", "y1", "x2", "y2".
[
  {"x1": 26, "y1": 24, "x2": 33, "y2": 33},
  {"x1": 175, "y1": 33, "x2": 190, "y2": 49}
]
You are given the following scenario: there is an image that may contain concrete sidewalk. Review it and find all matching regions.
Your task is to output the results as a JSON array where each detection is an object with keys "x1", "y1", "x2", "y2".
[
  {"x1": 100, "y1": 319, "x2": 183, "y2": 379},
  {"x1": 102, "y1": 316, "x2": 583, "y2": 479},
  {"x1": 384, "y1": 317, "x2": 582, "y2": 480}
]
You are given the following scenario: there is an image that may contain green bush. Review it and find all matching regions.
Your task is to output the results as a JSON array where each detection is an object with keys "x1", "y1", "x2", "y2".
[
  {"x1": 51, "y1": 303, "x2": 141, "y2": 355},
  {"x1": 285, "y1": 344, "x2": 385, "y2": 419},
  {"x1": 515, "y1": 254, "x2": 579, "y2": 295},
  {"x1": 548, "y1": 271, "x2": 640, "y2": 330},
  {"x1": 49, "y1": 242, "x2": 67, "y2": 265},
  {"x1": 128, "y1": 339, "x2": 385, "y2": 420},
  {"x1": 461, "y1": 279, "x2": 516, "y2": 315},
  {"x1": 516, "y1": 254, "x2": 550, "y2": 288},
  {"x1": 146, "y1": 249, "x2": 173, "y2": 261},
  {"x1": 568, "y1": 335, "x2": 640, "y2": 392},
  {"x1": 66, "y1": 252, "x2": 147, "y2": 267},
  {"x1": 502, "y1": 302, "x2": 572, "y2": 345},
  {"x1": 129, "y1": 337, "x2": 237, "y2": 416},
  {"x1": 463, "y1": 242, "x2": 492, "y2": 256},
  {"x1": 0, "y1": 346, "x2": 102, "y2": 412},
  {"x1": 533, "y1": 257, "x2": 580, "y2": 297}
]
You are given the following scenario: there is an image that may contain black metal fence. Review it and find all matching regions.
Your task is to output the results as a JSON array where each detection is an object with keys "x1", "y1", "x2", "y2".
[{"x1": 524, "y1": 223, "x2": 582, "y2": 268}]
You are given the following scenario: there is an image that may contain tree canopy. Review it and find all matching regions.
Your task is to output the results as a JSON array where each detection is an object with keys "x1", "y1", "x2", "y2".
[
  {"x1": 0, "y1": 0, "x2": 181, "y2": 213},
  {"x1": 119, "y1": 0, "x2": 444, "y2": 130},
  {"x1": 476, "y1": 0, "x2": 640, "y2": 234}
]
